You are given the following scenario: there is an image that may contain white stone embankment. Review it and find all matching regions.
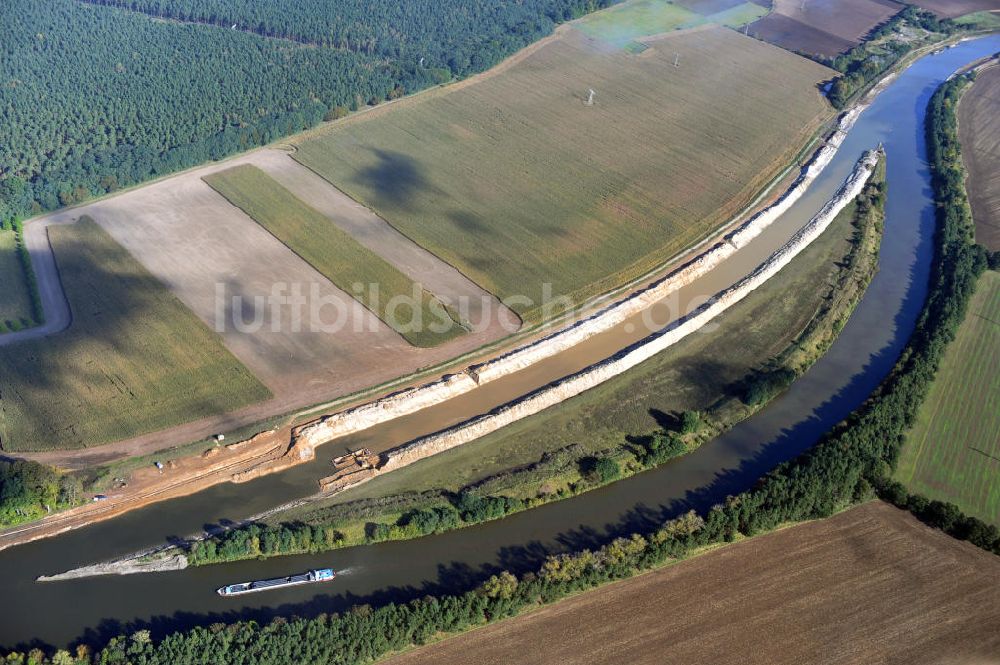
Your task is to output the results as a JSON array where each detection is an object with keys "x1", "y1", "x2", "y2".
[
  {"x1": 381, "y1": 149, "x2": 881, "y2": 472},
  {"x1": 293, "y1": 110, "x2": 869, "y2": 455}
]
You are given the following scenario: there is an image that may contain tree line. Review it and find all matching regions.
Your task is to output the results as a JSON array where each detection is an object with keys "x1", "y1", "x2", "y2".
[{"x1": 0, "y1": 0, "x2": 611, "y2": 225}]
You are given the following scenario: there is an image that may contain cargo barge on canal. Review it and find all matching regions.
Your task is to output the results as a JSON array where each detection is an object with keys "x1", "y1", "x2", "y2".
[{"x1": 217, "y1": 568, "x2": 335, "y2": 596}]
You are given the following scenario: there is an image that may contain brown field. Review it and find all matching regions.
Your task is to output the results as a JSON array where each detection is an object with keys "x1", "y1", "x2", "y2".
[
  {"x1": 383, "y1": 502, "x2": 1000, "y2": 665},
  {"x1": 749, "y1": 0, "x2": 903, "y2": 57},
  {"x1": 959, "y1": 63, "x2": 1000, "y2": 252},
  {"x1": 910, "y1": 0, "x2": 1000, "y2": 18},
  {"x1": 294, "y1": 26, "x2": 834, "y2": 322}
]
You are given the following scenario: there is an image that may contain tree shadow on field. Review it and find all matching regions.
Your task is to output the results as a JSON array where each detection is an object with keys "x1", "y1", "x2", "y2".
[
  {"x1": 0, "y1": 218, "x2": 258, "y2": 452},
  {"x1": 353, "y1": 149, "x2": 430, "y2": 210}
]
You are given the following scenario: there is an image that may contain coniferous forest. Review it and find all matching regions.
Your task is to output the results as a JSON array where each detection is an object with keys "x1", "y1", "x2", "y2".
[{"x1": 0, "y1": 0, "x2": 612, "y2": 222}]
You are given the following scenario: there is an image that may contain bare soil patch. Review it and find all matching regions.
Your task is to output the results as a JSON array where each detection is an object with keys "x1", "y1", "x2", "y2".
[
  {"x1": 750, "y1": 0, "x2": 903, "y2": 57},
  {"x1": 383, "y1": 502, "x2": 1000, "y2": 665},
  {"x1": 958, "y1": 62, "x2": 1000, "y2": 252},
  {"x1": 910, "y1": 0, "x2": 1000, "y2": 18}
]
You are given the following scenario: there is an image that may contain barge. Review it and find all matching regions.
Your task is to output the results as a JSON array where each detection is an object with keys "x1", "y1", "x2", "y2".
[{"x1": 217, "y1": 568, "x2": 335, "y2": 596}]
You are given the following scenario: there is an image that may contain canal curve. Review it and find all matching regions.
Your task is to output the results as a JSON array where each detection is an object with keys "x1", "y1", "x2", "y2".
[{"x1": 1, "y1": 35, "x2": 998, "y2": 650}]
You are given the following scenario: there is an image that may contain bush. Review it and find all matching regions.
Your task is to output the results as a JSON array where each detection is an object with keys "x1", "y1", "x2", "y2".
[
  {"x1": 743, "y1": 368, "x2": 796, "y2": 406},
  {"x1": 580, "y1": 456, "x2": 621, "y2": 484}
]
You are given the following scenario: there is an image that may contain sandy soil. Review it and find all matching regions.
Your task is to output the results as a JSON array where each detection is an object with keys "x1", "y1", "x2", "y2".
[
  {"x1": 0, "y1": 426, "x2": 293, "y2": 552},
  {"x1": 959, "y1": 61, "x2": 1000, "y2": 252},
  {"x1": 383, "y1": 502, "x2": 1000, "y2": 665}
]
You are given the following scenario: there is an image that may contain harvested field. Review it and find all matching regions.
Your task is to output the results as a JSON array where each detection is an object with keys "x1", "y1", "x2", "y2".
[
  {"x1": 0, "y1": 230, "x2": 32, "y2": 330},
  {"x1": 294, "y1": 26, "x2": 834, "y2": 322},
  {"x1": 909, "y1": 0, "x2": 1000, "y2": 18},
  {"x1": 381, "y1": 502, "x2": 1000, "y2": 665},
  {"x1": 896, "y1": 271, "x2": 1000, "y2": 525},
  {"x1": 749, "y1": 0, "x2": 904, "y2": 57},
  {"x1": 204, "y1": 165, "x2": 465, "y2": 347},
  {"x1": 0, "y1": 218, "x2": 271, "y2": 452},
  {"x1": 958, "y1": 62, "x2": 1000, "y2": 251}
]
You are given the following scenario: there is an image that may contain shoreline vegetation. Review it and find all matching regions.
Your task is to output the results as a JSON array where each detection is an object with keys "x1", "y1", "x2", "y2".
[
  {"x1": 6, "y1": 68, "x2": 996, "y2": 665},
  {"x1": 172, "y1": 161, "x2": 887, "y2": 567}
]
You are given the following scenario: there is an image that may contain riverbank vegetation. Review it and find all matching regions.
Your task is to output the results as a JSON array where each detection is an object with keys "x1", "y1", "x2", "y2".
[
  {"x1": 185, "y1": 162, "x2": 887, "y2": 566},
  {"x1": 0, "y1": 459, "x2": 83, "y2": 528},
  {"x1": 203, "y1": 166, "x2": 465, "y2": 347},
  {"x1": 293, "y1": 26, "x2": 834, "y2": 321},
  {"x1": 0, "y1": 218, "x2": 271, "y2": 451},
  {"x1": 822, "y1": 6, "x2": 980, "y2": 108}
]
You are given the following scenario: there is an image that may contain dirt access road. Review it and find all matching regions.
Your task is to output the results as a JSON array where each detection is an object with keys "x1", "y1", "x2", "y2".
[{"x1": 384, "y1": 502, "x2": 1000, "y2": 665}]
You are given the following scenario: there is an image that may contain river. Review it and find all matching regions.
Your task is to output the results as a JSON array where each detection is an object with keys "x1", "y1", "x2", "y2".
[{"x1": 1, "y1": 35, "x2": 997, "y2": 650}]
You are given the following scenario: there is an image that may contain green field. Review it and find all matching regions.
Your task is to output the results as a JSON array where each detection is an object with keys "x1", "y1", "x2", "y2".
[
  {"x1": 896, "y1": 271, "x2": 1000, "y2": 525},
  {"x1": 573, "y1": 0, "x2": 700, "y2": 47},
  {"x1": 293, "y1": 26, "x2": 833, "y2": 323},
  {"x1": 953, "y1": 10, "x2": 1000, "y2": 29},
  {"x1": 573, "y1": 0, "x2": 767, "y2": 49},
  {"x1": 204, "y1": 165, "x2": 465, "y2": 347},
  {"x1": 0, "y1": 218, "x2": 271, "y2": 451},
  {"x1": 284, "y1": 170, "x2": 881, "y2": 515},
  {"x1": 0, "y1": 229, "x2": 34, "y2": 332},
  {"x1": 703, "y1": 2, "x2": 769, "y2": 27}
]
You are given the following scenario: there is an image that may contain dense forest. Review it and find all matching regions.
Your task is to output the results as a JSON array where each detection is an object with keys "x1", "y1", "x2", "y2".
[
  {"x1": 5, "y1": 70, "x2": 995, "y2": 665},
  {"x1": 79, "y1": 0, "x2": 610, "y2": 70},
  {"x1": 0, "y1": 0, "x2": 611, "y2": 222}
]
